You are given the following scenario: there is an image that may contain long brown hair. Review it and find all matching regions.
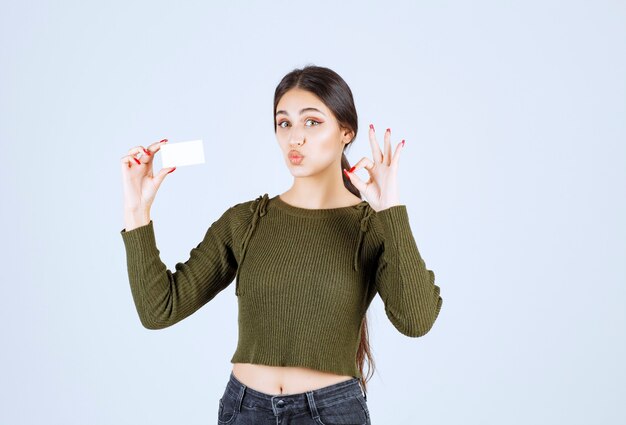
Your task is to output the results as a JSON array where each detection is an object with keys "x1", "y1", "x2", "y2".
[{"x1": 272, "y1": 64, "x2": 376, "y2": 395}]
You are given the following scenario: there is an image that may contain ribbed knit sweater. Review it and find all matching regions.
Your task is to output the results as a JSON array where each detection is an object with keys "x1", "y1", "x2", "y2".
[{"x1": 120, "y1": 193, "x2": 443, "y2": 378}]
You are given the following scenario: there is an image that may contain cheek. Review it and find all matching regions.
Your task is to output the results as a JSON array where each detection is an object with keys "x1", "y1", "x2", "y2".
[
  {"x1": 310, "y1": 142, "x2": 342, "y2": 169},
  {"x1": 317, "y1": 124, "x2": 337, "y2": 140}
]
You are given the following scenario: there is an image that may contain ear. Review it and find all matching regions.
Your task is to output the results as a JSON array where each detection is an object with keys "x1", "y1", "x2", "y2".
[{"x1": 341, "y1": 126, "x2": 355, "y2": 145}]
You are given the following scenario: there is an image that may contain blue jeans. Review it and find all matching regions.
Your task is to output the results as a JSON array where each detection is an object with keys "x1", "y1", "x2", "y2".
[{"x1": 217, "y1": 371, "x2": 371, "y2": 425}]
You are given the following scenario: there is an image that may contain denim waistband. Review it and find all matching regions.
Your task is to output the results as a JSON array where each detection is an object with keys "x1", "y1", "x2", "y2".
[{"x1": 223, "y1": 371, "x2": 367, "y2": 414}]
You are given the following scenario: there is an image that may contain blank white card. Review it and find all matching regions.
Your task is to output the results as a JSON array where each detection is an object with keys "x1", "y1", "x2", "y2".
[{"x1": 160, "y1": 139, "x2": 205, "y2": 168}]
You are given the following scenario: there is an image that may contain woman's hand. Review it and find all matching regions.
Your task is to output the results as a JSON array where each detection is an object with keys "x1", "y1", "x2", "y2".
[
  {"x1": 343, "y1": 125, "x2": 405, "y2": 212},
  {"x1": 120, "y1": 138, "x2": 175, "y2": 213}
]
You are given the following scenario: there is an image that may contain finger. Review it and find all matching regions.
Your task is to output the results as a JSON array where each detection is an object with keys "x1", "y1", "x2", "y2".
[
  {"x1": 120, "y1": 147, "x2": 147, "y2": 168},
  {"x1": 344, "y1": 157, "x2": 376, "y2": 193},
  {"x1": 153, "y1": 166, "x2": 176, "y2": 190},
  {"x1": 383, "y1": 128, "x2": 392, "y2": 166},
  {"x1": 125, "y1": 138, "x2": 167, "y2": 160},
  {"x1": 391, "y1": 139, "x2": 405, "y2": 169},
  {"x1": 123, "y1": 146, "x2": 147, "y2": 164},
  {"x1": 368, "y1": 124, "x2": 383, "y2": 163},
  {"x1": 146, "y1": 138, "x2": 168, "y2": 154},
  {"x1": 120, "y1": 155, "x2": 134, "y2": 168},
  {"x1": 343, "y1": 165, "x2": 367, "y2": 194},
  {"x1": 128, "y1": 142, "x2": 160, "y2": 164},
  {"x1": 126, "y1": 146, "x2": 144, "y2": 156},
  {"x1": 120, "y1": 151, "x2": 143, "y2": 168},
  {"x1": 348, "y1": 157, "x2": 375, "y2": 175}
]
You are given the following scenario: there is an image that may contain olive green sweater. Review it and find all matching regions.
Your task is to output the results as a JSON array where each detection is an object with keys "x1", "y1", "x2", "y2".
[{"x1": 120, "y1": 193, "x2": 442, "y2": 378}]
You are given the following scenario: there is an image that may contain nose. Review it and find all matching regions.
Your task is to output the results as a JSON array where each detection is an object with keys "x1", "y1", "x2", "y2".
[{"x1": 287, "y1": 127, "x2": 305, "y2": 146}]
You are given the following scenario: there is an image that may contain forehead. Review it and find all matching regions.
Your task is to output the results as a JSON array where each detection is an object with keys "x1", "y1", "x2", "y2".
[{"x1": 276, "y1": 88, "x2": 327, "y2": 113}]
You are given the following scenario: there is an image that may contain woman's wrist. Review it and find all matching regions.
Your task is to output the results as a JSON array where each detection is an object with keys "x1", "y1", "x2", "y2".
[{"x1": 124, "y1": 209, "x2": 151, "y2": 231}]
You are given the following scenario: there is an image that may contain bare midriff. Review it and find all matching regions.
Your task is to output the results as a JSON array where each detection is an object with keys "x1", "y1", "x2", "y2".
[{"x1": 232, "y1": 363, "x2": 354, "y2": 395}]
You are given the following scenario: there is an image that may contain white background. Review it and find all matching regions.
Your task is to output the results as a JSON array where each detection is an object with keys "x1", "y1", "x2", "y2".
[{"x1": 1, "y1": 1, "x2": 624, "y2": 424}]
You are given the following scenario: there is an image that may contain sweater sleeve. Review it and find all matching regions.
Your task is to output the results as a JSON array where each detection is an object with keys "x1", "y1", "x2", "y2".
[
  {"x1": 119, "y1": 207, "x2": 238, "y2": 330},
  {"x1": 373, "y1": 205, "x2": 443, "y2": 337}
]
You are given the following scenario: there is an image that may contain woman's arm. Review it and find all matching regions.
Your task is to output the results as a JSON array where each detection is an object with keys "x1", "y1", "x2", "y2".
[
  {"x1": 120, "y1": 207, "x2": 238, "y2": 329},
  {"x1": 373, "y1": 205, "x2": 443, "y2": 337}
]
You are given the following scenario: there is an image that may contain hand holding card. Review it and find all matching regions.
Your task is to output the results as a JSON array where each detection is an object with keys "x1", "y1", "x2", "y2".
[{"x1": 159, "y1": 139, "x2": 206, "y2": 168}]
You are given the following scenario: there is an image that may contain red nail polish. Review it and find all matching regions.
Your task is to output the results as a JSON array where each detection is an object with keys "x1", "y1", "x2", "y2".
[
  {"x1": 168, "y1": 167, "x2": 176, "y2": 173},
  {"x1": 160, "y1": 139, "x2": 168, "y2": 143},
  {"x1": 343, "y1": 169, "x2": 350, "y2": 178},
  {"x1": 386, "y1": 128, "x2": 390, "y2": 133},
  {"x1": 369, "y1": 124, "x2": 374, "y2": 131},
  {"x1": 349, "y1": 166, "x2": 356, "y2": 172},
  {"x1": 133, "y1": 157, "x2": 141, "y2": 164},
  {"x1": 143, "y1": 148, "x2": 151, "y2": 156},
  {"x1": 401, "y1": 139, "x2": 405, "y2": 147}
]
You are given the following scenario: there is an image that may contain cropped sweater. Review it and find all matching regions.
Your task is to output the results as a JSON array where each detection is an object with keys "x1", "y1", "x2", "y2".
[{"x1": 120, "y1": 193, "x2": 443, "y2": 378}]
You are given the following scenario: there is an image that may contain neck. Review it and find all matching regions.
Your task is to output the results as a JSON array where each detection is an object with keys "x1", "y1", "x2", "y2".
[{"x1": 282, "y1": 163, "x2": 360, "y2": 209}]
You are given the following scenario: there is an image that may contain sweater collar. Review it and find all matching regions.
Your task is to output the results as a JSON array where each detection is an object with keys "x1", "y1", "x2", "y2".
[{"x1": 235, "y1": 193, "x2": 374, "y2": 295}]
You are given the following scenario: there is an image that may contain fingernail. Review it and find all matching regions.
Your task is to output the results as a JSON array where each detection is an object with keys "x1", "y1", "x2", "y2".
[
  {"x1": 369, "y1": 124, "x2": 374, "y2": 131},
  {"x1": 133, "y1": 157, "x2": 141, "y2": 164},
  {"x1": 349, "y1": 166, "x2": 356, "y2": 172},
  {"x1": 343, "y1": 169, "x2": 350, "y2": 178},
  {"x1": 143, "y1": 148, "x2": 151, "y2": 156},
  {"x1": 386, "y1": 128, "x2": 390, "y2": 133},
  {"x1": 168, "y1": 167, "x2": 176, "y2": 173},
  {"x1": 160, "y1": 139, "x2": 168, "y2": 143},
  {"x1": 401, "y1": 139, "x2": 405, "y2": 147}
]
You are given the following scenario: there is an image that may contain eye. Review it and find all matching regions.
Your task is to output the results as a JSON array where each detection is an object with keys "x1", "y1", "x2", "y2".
[{"x1": 277, "y1": 119, "x2": 321, "y2": 129}]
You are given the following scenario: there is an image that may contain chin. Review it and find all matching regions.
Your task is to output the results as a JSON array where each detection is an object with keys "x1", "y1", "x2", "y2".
[{"x1": 287, "y1": 164, "x2": 315, "y2": 177}]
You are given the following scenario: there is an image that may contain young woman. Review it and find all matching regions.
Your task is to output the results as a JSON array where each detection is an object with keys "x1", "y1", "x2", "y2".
[{"x1": 120, "y1": 65, "x2": 443, "y2": 425}]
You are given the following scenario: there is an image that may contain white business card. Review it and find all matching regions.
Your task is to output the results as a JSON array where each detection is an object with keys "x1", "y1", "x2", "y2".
[{"x1": 160, "y1": 139, "x2": 205, "y2": 168}]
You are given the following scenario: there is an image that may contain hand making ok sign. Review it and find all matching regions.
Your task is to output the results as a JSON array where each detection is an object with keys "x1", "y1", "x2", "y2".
[{"x1": 343, "y1": 124, "x2": 405, "y2": 212}]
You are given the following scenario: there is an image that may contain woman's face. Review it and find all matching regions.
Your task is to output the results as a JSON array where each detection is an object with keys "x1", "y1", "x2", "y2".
[{"x1": 275, "y1": 88, "x2": 352, "y2": 177}]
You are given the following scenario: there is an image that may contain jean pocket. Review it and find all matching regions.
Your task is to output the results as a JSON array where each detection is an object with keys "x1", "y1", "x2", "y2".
[
  {"x1": 217, "y1": 394, "x2": 239, "y2": 425},
  {"x1": 315, "y1": 394, "x2": 370, "y2": 425}
]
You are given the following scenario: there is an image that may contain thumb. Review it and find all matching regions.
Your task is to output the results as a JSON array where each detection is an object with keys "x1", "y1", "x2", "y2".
[
  {"x1": 343, "y1": 168, "x2": 366, "y2": 194},
  {"x1": 154, "y1": 166, "x2": 176, "y2": 190}
]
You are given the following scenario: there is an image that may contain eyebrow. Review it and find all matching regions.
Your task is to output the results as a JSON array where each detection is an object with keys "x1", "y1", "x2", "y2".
[{"x1": 275, "y1": 107, "x2": 327, "y2": 117}]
